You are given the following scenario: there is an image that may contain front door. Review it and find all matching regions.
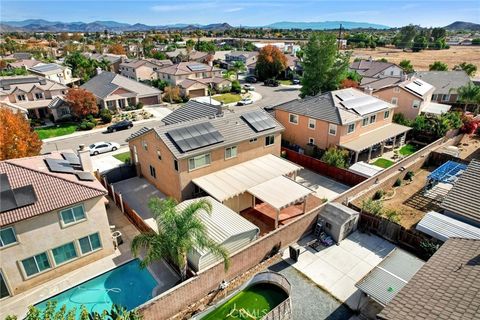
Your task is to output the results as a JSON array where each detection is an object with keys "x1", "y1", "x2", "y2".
[{"x1": 1, "y1": 271, "x2": 11, "y2": 299}]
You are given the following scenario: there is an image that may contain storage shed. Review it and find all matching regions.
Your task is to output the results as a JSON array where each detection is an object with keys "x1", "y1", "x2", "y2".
[
  {"x1": 176, "y1": 197, "x2": 260, "y2": 271},
  {"x1": 319, "y1": 202, "x2": 359, "y2": 243}
]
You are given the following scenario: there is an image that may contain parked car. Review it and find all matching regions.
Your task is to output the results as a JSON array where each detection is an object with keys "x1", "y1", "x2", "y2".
[
  {"x1": 292, "y1": 78, "x2": 300, "y2": 85},
  {"x1": 245, "y1": 76, "x2": 257, "y2": 83},
  {"x1": 89, "y1": 142, "x2": 120, "y2": 155},
  {"x1": 107, "y1": 120, "x2": 133, "y2": 133},
  {"x1": 264, "y1": 79, "x2": 280, "y2": 87},
  {"x1": 237, "y1": 98, "x2": 254, "y2": 106},
  {"x1": 243, "y1": 84, "x2": 255, "y2": 91}
]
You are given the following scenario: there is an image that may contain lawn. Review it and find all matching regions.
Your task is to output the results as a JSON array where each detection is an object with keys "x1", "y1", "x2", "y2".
[
  {"x1": 279, "y1": 79, "x2": 293, "y2": 85},
  {"x1": 372, "y1": 158, "x2": 395, "y2": 168},
  {"x1": 399, "y1": 144, "x2": 418, "y2": 156},
  {"x1": 212, "y1": 93, "x2": 242, "y2": 104},
  {"x1": 35, "y1": 123, "x2": 78, "y2": 140},
  {"x1": 113, "y1": 152, "x2": 130, "y2": 163}
]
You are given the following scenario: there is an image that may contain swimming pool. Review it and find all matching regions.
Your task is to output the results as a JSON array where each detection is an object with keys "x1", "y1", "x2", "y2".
[{"x1": 35, "y1": 259, "x2": 157, "y2": 316}]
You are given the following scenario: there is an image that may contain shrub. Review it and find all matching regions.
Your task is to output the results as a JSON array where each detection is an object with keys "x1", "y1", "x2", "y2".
[
  {"x1": 404, "y1": 171, "x2": 415, "y2": 181},
  {"x1": 384, "y1": 209, "x2": 400, "y2": 222},
  {"x1": 393, "y1": 178, "x2": 402, "y2": 187},
  {"x1": 99, "y1": 109, "x2": 112, "y2": 123},
  {"x1": 373, "y1": 190, "x2": 385, "y2": 200},
  {"x1": 361, "y1": 198, "x2": 383, "y2": 215},
  {"x1": 231, "y1": 80, "x2": 241, "y2": 93},
  {"x1": 78, "y1": 121, "x2": 96, "y2": 131},
  {"x1": 321, "y1": 146, "x2": 349, "y2": 168},
  {"x1": 136, "y1": 102, "x2": 144, "y2": 109}
]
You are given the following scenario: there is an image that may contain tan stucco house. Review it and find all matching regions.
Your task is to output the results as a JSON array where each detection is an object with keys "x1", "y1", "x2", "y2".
[
  {"x1": 0, "y1": 151, "x2": 114, "y2": 299},
  {"x1": 119, "y1": 58, "x2": 173, "y2": 82}
]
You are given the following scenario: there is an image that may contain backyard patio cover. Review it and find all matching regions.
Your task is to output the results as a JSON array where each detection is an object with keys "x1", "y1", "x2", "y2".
[
  {"x1": 247, "y1": 176, "x2": 313, "y2": 211},
  {"x1": 339, "y1": 123, "x2": 411, "y2": 153},
  {"x1": 416, "y1": 211, "x2": 480, "y2": 242},
  {"x1": 422, "y1": 102, "x2": 451, "y2": 115},
  {"x1": 192, "y1": 154, "x2": 303, "y2": 202}
]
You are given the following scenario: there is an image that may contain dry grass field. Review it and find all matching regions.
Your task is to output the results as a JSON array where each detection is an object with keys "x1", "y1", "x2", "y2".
[{"x1": 351, "y1": 46, "x2": 480, "y2": 71}]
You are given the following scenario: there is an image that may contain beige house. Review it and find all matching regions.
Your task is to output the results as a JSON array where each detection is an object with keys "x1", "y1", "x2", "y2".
[
  {"x1": 374, "y1": 77, "x2": 451, "y2": 120},
  {"x1": 0, "y1": 151, "x2": 114, "y2": 298},
  {"x1": 0, "y1": 76, "x2": 69, "y2": 120},
  {"x1": 119, "y1": 59, "x2": 173, "y2": 82},
  {"x1": 275, "y1": 88, "x2": 411, "y2": 163},
  {"x1": 29, "y1": 63, "x2": 79, "y2": 86}
]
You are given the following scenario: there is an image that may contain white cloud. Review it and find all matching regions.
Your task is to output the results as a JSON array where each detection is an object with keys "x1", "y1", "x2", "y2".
[
  {"x1": 224, "y1": 7, "x2": 243, "y2": 13},
  {"x1": 151, "y1": 2, "x2": 216, "y2": 12}
]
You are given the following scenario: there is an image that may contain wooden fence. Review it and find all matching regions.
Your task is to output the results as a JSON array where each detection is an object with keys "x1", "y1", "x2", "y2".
[{"x1": 281, "y1": 147, "x2": 367, "y2": 186}]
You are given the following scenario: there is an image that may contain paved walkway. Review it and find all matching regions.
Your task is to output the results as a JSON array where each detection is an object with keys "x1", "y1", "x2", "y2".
[{"x1": 295, "y1": 169, "x2": 351, "y2": 200}]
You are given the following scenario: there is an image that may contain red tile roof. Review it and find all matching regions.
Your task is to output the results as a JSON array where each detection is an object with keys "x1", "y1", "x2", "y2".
[{"x1": 0, "y1": 156, "x2": 106, "y2": 226}]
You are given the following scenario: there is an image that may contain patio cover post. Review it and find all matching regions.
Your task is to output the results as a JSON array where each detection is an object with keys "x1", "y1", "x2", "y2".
[
  {"x1": 303, "y1": 197, "x2": 307, "y2": 213},
  {"x1": 393, "y1": 135, "x2": 397, "y2": 148},
  {"x1": 367, "y1": 146, "x2": 373, "y2": 162},
  {"x1": 402, "y1": 132, "x2": 407, "y2": 146},
  {"x1": 354, "y1": 151, "x2": 359, "y2": 163},
  {"x1": 275, "y1": 208, "x2": 280, "y2": 229},
  {"x1": 381, "y1": 141, "x2": 385, "y2": 156}
]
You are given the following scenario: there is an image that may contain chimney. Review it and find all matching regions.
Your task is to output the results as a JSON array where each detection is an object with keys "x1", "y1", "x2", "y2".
[
  {"x1": 401, "y1": 73, "x2": 408, "y2": 81},
  {"x1": 364, "y1": 86, "x2": 373, "y2": 95},
  {"x1": 96, "y1": 67, "x2": 102, "y2": 75},
  {"x1": 77, "y1": 144, "x2": 93, "y2": 172}
]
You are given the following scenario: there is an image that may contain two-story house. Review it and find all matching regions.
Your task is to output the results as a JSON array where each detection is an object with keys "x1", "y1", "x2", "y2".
[
  {"x1": 82, "y1": 53, "x2": 125, "y2": 73},
  {"x1": 81, "y1": 70, "x2": 162, "y2": 110},
  {"x1": 157, "y1": 62, "x2": 225, "y2": 98},
  {"x1": 0, "y1": 76, "x2": 70, "y2": 120},
  {"x1": 274, "y1": 88, "x2": 411, "y2": 163},
  {"x1": 126, "y1": 108, "x2": 284, "y2": 202},
  {"x1": 119, "y1": 59, "x2": 173, "y2": 82},
  {"x1": 350, "y1": 59, "x2": 405, "y2": 90},
  {"x1": 0, "y1": 150, "x2": 114, "y2": 299},
  {"x1": 29, "y1": 63, "x2": 79, "y2": 86},
  {"x1": 414, "y1": 71, "x2": 471, "y2": 105},
  {"x1": 222, "y1": 51, "x2": 259, "y2": 74},
  {"x1": 374, "y1": 77, "x2": 451, "y2": 120}
]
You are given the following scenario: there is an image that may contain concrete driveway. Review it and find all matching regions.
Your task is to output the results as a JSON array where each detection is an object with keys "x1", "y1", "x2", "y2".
[
  {"x1": 284, "y1": 231, "x2": 396, "y2": 311},
  {"x1": 295, "y1": 169, "x2": 350, "y2": 200}
]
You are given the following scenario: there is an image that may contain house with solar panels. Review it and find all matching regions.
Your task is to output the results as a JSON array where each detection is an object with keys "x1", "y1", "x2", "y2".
[
  {"x1": 0, "y1": 150, "x2": 114, "y2": 298},
  {"x1": 274, "y1": 88, "x2": 411, "y2": 163},
  {"x1": 28, "y1": 63, "x2": 79, "y2": 86},
  {"x1": 156, "y1": 61, "x2": 226, "y2": 98},
  {"x1": 373, "y1": 77, "x2": 451, "y2": 120},
  {"x1": 0, "y1": 76, "x2": 70, "y2": 120}
]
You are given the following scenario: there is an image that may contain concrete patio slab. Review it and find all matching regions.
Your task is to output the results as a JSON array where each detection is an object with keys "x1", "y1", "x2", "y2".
[{"x1": 295, "y1": 169, "x2": 350, "y2": 200}]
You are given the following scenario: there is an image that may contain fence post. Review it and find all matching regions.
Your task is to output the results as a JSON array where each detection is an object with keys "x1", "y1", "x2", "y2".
[
  {"x1": 111, "y1": 184, "x2": 116, "y2": 205},
  {"x1": 119, "y1": 193, "x2": 124, "y2": 213}
]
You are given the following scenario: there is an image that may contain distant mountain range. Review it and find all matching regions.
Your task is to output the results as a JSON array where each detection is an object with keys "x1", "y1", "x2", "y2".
[{"x1": 1, "y1": 19, "x2": 478, "y2": 33}]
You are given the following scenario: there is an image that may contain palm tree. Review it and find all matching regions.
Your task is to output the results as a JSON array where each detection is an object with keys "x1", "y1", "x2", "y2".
[
  {"x1": 232, "y1": 61, "x2": 246, "y2": 80},
  {"x1": 131, "y1": 197, "x2": 230, "y2": 281},
  {"x1": 454, "y1": 82, "x2": 480, "y2": 113}
]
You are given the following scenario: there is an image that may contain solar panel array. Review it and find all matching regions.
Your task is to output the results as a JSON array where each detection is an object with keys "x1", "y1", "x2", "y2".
[
  {"x1": 75, "y1": 171, "x2": 95, "y2": 181},
  {"x1": 167, "y1": 122, "x2": 224, "y2": 152},
  {"x1": 0, "y1": 173, "x2": 37, "y2": 213},
  {"x1": 188, "y1": 64, "x2": 208, "y2": 71},
  {"x1": 242, "y1": 110, "x2": 277, "y2": 132},
  {"x1": 45, "y1": 158, "x2": 75, "y2": 173},
  {"x1": 32, "y1": 64, "x2": 62, "y2": 72},
  {"x1": 61, "y1": 152, "x2": 81, "y2": 166}
]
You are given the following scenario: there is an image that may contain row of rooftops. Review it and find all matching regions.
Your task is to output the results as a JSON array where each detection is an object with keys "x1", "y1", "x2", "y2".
[{"x1": 0, "y1": 75, "x2": 67, "y2": 94}]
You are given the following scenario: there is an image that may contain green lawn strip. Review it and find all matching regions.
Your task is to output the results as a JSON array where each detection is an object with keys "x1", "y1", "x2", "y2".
[
  {"x1": 212, "y1": 93, "x2": 242, "y2": 104},
  {"x1": 113, "y1": 152, "x2": 130, "y2": 163},
  {"x1": 372, "y1": 158, "x2": 394, "y2": 168},
  {"x1": 399, "y1": 144, "x2": 418, "y2": 156},
  {"x1": 34, "y1": 123, "x2": 78, "y2": 140},
  {"x1": 279, "y1": 79, "x2": 293, "y2": 85}
]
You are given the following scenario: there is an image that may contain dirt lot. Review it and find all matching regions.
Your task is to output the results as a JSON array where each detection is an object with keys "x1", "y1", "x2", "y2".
[
  {"x1": 351, "y1": 46, "x2": 480, "y2": 71},
  {"x1": 458, "y1": 134, "x2": 480, "y2": 160}
]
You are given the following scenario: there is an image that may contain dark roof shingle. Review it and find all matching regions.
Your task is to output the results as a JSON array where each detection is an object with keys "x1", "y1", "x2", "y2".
[{"x1": 162, "y1": 100, "x2": 221, "y2": 125}]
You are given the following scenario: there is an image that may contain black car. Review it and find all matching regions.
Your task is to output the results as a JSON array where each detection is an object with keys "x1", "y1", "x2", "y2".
[
  {"x1": 107, "y1": 120, "x2": 133, "y2": 133},
  {"x1": 245, "y1": 76, "x2": 257, "y2": 83},
  {"x1": 264, "y1": 79, "x2": 280, "y2": 87}
]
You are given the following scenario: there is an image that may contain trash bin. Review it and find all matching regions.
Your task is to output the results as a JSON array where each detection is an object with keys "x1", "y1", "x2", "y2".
[{"x1": 112, "y1": 231, "x2": 123, "y2": 247}]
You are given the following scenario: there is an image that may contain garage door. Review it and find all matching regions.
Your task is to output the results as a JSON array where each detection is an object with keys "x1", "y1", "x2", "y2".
[
  {"x1": 139, "y1": 96, "x2": 159, "y2": 105},
  {"x1": 189, "y1": 89, "x2": 205, "y2": 98}
]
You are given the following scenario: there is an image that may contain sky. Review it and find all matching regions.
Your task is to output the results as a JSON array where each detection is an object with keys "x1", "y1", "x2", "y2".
[{"x1": 1, "y1": 0, "x2": 479, "y2": 28}]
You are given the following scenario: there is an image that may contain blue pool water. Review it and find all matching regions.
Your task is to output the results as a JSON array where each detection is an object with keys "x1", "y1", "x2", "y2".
[{"x1": 35, "y1": 259, "x2": 157, "y2": 316}]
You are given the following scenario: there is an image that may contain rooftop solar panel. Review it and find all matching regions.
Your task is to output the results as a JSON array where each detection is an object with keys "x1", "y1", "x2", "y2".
[
  {"x1": 167, "y1": 122, "x2": 224, "y2": 153},
  {"x1": 242, "y1": 110, "x2": 277, "y2": 132},
  {"x1": 0, "y1": 174, "x2": 37, "y2": 213},
  {"x1": 61, "y1": 152, "x2": 81, "y2": 166},
  {"x1": 75, "y1": 171, "x2": 95, "y2": 181},
  {"x1": 188, "y1": 64, "x2": 208, "y2": 71},
  {"x1": 44, "y1": 158, "x2": 75, "y2": 174}
]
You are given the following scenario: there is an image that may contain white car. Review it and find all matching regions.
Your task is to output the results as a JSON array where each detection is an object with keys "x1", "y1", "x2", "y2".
[
  {"x1": 243, "y1": 84, "x2": 255, "y2": 91},
  {"x1": 89, "y1": 142, "x2": 120, "y2": 155},
  {"x1": 237, "y1": 98, "x2": 254, "y2": 106}
]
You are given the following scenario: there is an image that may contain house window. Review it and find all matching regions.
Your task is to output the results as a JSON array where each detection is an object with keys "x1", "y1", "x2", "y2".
[
  {"x1": 328, "y1": 124, "x2": 337, "y2": 136},
  {"x1": 225, "y1": 146, "x2": 238, "y2": 159},
  {"x1": 79, "y1": 233, "x2": 102, "y2": 255},
  {"x1": 142, "y1": 140, "x2": 148, "y2": 151},
  {"x1": 391, "y1": 97, "x2": 398, "y2": 105},
  {"x1": 347, "y1": 123, "x2": 355, "y2": 134},
  {"x1": 0, "y1": 227, "x2": 17, "y2": 248},
  {"x1": 174, "y1": 159, "x2": 179, "y2": 171},
  {"x1": 1, "y1": 272, "x2": 10, "y2": 299},
  {"x1": 34, "y1": 92, "x2": 44, "y2": 100},
  {"x1": 157, "y1": 150, "x2": 162, "y2": 160},
  {"x1": 188, "y1": 153, "x2": 211, "y2": 171},
  {"x1": 106, "y1": 100, "x2": 115, "y2": 108},
  {"x1": 21, "y1": 252, "x2": 51, "y2": 277},
  {"x1": 265, "y1": 135, "x2": 275, "y2": 146},
  {"x1": 149, "y1": 165, "x2": 156, "y2": 178},
  {"x1": 16, "y1": 94, "x2": 26, "y2": 101},
  {"x1": 442, "y1": 94, "x2": 450, "y2": 102},
  {"x1": 59, "y1": 107, "x2": 70, "y2": 116},
  {"x1": 308, "y1": 118, "x2": 316, "y2": 129},
  {"x1": 289, "y1": 113, "x2": 299, "y2": 124},
  {"x1": 51, "y1": 242, "x2": 77, "y2": 266},
  {"x1": 60, "y1": 205, "x2": 86, "y2": 226},
  {"x1": 412, "y1": 100, "x2": 421, "y2": 108},
  {"x1": 362, "y1": 117, "x2": 369, "y2": 126},
  {"x1": 370, "y1": 115, "x2": 376, "y2": 124},
  {"x1": 308, "y1": 137, "x2": 315, "y2": 145},
  {"x1": 249, "y1": 138, "x2": 257, "y2": 143},
  {"x1": 432, "y1": 94, "x2": 437, "y2": 101},
  {"x1": 393, "y1": 87, "x2": 400, "y2": 93}
]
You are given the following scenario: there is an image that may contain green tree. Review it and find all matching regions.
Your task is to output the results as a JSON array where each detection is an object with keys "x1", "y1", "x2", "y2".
[
  {"x1": 321, "y1": 147, "x2": 349, "y2": 168},
  {"x1": 195, "y1": 41, "x2": 216, "y2": 53},
  {"x1": 131, "y1": 197, "x2": 230, "y2": 281},
  {"x1": 395, "y1": 25, "x2": 416, "y2": 49},
  {"x1": 399, "y1": 59, "x2": 414, "y2": 73},
  {"x1": 300, "y1": 32, "x2": 350, "y2": 97},
  {"x1": 454, "y1": 62, "x2": 477, "y2": 76},
  {"x1": 429, "y1": 61, "x2": 448, "y2": 71},
  {"x1": 412, "y1": 35, "x2": 428, "y2": 52},
  {"x1": 456, "y1": 82, "x2": 480, "y2": 112},
  {"x1": 232, "y1": 61, "x2": 246, "y2": 80}
]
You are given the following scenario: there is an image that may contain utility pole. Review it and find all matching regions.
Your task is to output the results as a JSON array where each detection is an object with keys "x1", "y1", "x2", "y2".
[{"x1": 338, "y1": 23, "x2": 343, "y2": 50}]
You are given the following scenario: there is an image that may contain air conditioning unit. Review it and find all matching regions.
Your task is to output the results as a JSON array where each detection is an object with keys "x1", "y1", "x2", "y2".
[{"x1": 289, "y1": 244, "x2": 300, "y2": 262}]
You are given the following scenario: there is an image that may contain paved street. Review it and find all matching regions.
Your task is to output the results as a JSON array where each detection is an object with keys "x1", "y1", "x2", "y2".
[{"x1": 41, "y1": 84, "x2": 300, "y2": 153}]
